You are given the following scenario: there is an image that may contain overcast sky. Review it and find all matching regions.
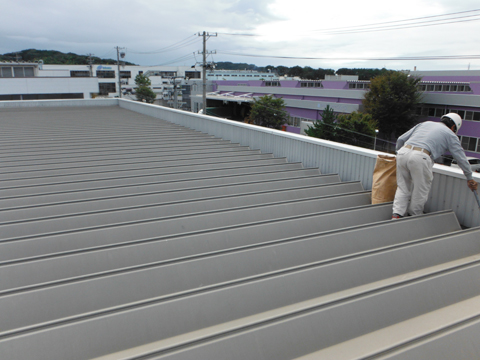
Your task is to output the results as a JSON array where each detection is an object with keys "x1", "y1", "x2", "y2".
[{"x1": 1, "y1": 0, "x2": 479, "y2": 71}]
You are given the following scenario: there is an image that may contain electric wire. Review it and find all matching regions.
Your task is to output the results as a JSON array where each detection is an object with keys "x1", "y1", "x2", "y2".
[
  {"x1": 129, "y1": 35, "x2": 200, "y2": 55},
  {"x1": 216, "y1": 32, "x2": 258, "y2": 36},
  {"x1": 152, "y1": 53, "x2": 196, "y2": 66},
  {"x1": 218, "y1": 52, "x2": 480, "y2": 62},
  {"x1": 317, "y1": 16, "x2": 480, "y2": 35},
  {"x1": 311, "y1": 9, "x2": 480, "y2": 34}
]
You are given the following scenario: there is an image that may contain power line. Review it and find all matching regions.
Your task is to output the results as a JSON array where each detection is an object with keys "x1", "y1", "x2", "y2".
[
  {"x1": 152, "y1": 53, "x2": 196, "y2": 66},
  {"x1": 218, "y1": 52, "x2": 480, "y2": 61},
  {"x1": 312, "y1": 9, "x2": 480, "y2": 34},
  {"x1": 129, "y1": 34, "x2": 199, "y2": 55},
  {"x1": 216, "y1": 32, "x2": 258, "y2": 36},
  {"x1": 317, "y1": 16, "x2": 480, "y2": 35}
]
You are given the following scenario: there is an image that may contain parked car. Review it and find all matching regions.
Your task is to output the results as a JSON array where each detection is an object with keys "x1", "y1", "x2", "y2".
[{"x1": 451, "y1": 157, "x2": 480, "y2": 172}]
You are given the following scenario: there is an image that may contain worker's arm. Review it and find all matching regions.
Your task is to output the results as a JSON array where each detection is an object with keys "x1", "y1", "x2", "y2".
[{"x1": 447, "y1": 133, "x2": 474, "y2": 183}]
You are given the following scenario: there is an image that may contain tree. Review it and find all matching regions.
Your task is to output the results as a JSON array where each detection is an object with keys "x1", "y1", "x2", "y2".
[
  {"x1": 134, "y1": 74, "x2": 156, "y2": 103},
  {"x1": 248, "y1": 95, "x2": 288, "y2": 129},
  {"x1": 304, "y1": 105, "x2": 340, "y2": 141},
  {"x1": 362, "y1": 71, "x2": 422, "y2": 139},
  {"x1": 336, "y1": 112, "x2": 378, "y2": 148}
]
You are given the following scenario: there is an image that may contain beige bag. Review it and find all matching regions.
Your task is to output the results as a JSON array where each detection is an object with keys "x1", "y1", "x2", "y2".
[{"x1": 372, "y1": 155, "x2": 397, "y2": 204}]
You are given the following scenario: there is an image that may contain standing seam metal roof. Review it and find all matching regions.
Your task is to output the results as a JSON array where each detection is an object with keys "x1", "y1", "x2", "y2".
[{"x1": 0, "y1": 105, "x2": 479, "y2": 360}]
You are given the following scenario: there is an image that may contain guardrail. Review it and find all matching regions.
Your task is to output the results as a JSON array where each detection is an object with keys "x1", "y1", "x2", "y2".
[
  {"x1": 0, "y1": 98, "x2": 478, "y2": 227},
  {"x1": 119, "y1": 99, "x2": 480, "y2": 228}
]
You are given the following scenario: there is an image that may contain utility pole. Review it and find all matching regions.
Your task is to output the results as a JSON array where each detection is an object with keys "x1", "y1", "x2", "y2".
[
  {"x1": 198, "y1": 31, "x2": 217, "y2": 113},
  {"x1": 116, "y1": 46, "x2": 126, "y2": 98},
  {"x1": 173, "y1": 77, "x2": 178, "y2": 109},
  {"x1": 86, "y1": 54, "x2": 94, "y2": 77}
]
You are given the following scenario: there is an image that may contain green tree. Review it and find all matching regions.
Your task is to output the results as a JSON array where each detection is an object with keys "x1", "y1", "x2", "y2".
[
  {"x1": 304, "y1": 105, "x2": 340, "y2": 141},
  {"x1": 134, "y1": 74, "x2": 156, "y2": 103},
  {"x1": 336, "y1": 68, "x2": 390, "y2": 80},
  {"x1": 362, "y1": 71, "x2": 422, "y2": 139},
  {"x1": 336, "y1": 112, "x2": 377, "y2": 148},
  {"x1": 249, "y1": 95, "x2": 288, "y2": 129},
  {"x1": 289, "y1": 66, "x2": 304, "y2": 78}
]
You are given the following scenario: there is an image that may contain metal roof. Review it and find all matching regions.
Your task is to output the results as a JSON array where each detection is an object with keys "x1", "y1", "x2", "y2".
[{"x1": 0, "y1": 104, "x2": 479, "y2": 359}]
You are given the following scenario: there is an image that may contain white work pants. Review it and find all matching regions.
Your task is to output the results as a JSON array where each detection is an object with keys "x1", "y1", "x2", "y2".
[{"x1": 392, "y1": 146, "x2": 434, "y2": 216}]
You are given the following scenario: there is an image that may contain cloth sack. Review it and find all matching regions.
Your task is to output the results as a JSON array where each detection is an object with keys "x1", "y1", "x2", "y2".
[{"x1": 371, "y1": 154, "x2": 397, "y2": 204}]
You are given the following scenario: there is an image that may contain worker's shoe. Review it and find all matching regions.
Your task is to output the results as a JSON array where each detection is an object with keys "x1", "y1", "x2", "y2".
[{"x1": 391, "y1": 213, "x2": 404, "y2": 220}]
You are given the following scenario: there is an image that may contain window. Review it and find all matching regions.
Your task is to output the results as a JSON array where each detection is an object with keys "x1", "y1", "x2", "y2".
[
  {"x1": 458, "y1": 85, "x2": 465, "y2": 92},
  {"x1": 265, "y1": 81, "x2": 280, "y2": 87},
  {"x1": 12, "y1": 67, "x2": 34, "y2": 77},
  {"x1": 450, "y1": 85, "x2": 457, "y2": 91},
  {"x1": 434, "y1": 85, "x2": 442, "y2": 91},
  {"x1": 435, "y1": 108, "x2": 445, "y2": 117},
  {"x1": 465, "y1": 111, "x2": 474, "y2": 120},
  {"x1": 14, "y1": 67, "x2": 24, "y2": 77},
  {"x1": 99, "y1": 82, "x2": 116, "y2": 95},
  {"x1": 443, "y1": 85, "x2": 450, "y2": 92},
  {"x1": 24, "y1": 67, "x2": 34, "y2": 77},
  {"x1": 426, "y1": 85, "x2": 434, "y2": 91},
  {"x1": 1, "y1": 67, "x2": 13, "y2": 77},
  {"x1": 418, "y1": 85, "x2": 426, "y2": 91},
  {"x1": 460, "y1": 136, "x2": 477, "y2": 151},
  {"x1": 348, "y1": 82, "x2": 368, "y2": 89},
  {"x1": 71, "y1": 70, "x2": 90, "y2": 77},
  {"x1": 465, "y1": 85, "x2": 472, "y2": 92},
  {"x1": 96, "y1": 70, "x2": 115, "y2": 78},
  {"x1": 302, "y1": 81, "x2": 322, "y2": 88},
  {"x1": 185, "y1": 71, "x2": 201, "y2": 79},
  {"x1": 120, "y1": 71, "x2": 131, "y2": 78},
  {"x1": 474, "y1": 112, "x2": 480, "y2": 121}
]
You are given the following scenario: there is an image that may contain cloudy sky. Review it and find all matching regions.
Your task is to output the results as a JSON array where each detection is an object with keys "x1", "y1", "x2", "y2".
[{"x1": 1, "y1": 0, "x2": 479, "y2": 71}]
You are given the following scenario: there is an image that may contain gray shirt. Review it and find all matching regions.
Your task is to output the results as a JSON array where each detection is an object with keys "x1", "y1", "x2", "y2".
[{"x1": 396, "y1": 121, "x2": 473, "y2": 180}]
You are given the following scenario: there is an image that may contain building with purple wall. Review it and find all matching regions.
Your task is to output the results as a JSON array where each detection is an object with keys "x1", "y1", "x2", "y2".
[
  {"x1": 192, "y1": 70, "x2": 480, "y2": 159},
  {"x1": 409, "y1": 70, "x2": 480, "y2": 158}
]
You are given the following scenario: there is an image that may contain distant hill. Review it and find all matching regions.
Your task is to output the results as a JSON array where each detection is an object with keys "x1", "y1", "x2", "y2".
[
  {"x1": 0, "y1": 49, "x2": 136, "y2": 65},
  {"x1": 214, "y1": 62, "x2": 390, "y2": 80},
  {"x1": 0, "y1": 49, "x2": 390, "y2": 81}
]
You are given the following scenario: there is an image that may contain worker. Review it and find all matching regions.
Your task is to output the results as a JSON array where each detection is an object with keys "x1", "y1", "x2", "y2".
[{"x1": 392, "y1": 113, "x2": 478, "y2": 219}]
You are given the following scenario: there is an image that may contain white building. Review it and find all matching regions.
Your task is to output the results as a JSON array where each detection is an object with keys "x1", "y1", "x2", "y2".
[{"x1": 0, "y1": 62, "x2": 202, "y2": 101}]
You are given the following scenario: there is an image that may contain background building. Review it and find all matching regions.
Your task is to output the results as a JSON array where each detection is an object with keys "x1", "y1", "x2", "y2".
[{"x1": 197, "y1": 70, "x2": 480, "y2": 159}]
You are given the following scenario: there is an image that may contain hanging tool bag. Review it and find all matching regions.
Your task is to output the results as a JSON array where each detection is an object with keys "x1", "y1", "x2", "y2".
[{"x1": 371, "y1": 154, "x2": 397, "y2": 204}]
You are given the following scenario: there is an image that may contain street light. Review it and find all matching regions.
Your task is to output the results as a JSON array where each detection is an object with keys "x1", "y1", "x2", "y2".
[{"x1": 374, "y1": 129, "x2": 379, "y2": 151}]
